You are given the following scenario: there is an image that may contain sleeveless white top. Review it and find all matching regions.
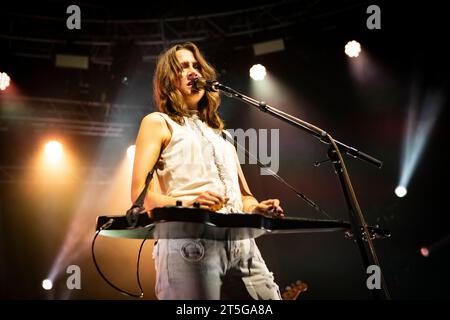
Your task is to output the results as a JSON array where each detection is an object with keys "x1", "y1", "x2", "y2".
[{"x1": 152, "y1": 111, "x2": 243, "y2": 214}]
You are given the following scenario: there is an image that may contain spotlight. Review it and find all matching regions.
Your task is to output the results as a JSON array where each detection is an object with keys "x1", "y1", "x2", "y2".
[
  {"x1": 42, "y1": 279, "x2": 53, "y2": 290},
  {"x1": 419, "y1": 234, "x2": 450, "y2": 259},
  {"x1": 127, "y1": 145, "x2": 135, "y2": 161},
  {"x1": 345, "y1": 40, "x2": 361, "y2": 58},
  {"x1": 121, "y1": 76, "x2": 129, "y2": 86},
  {"x1": 420, "y1": 247, "x2": 429, "y2": 257},
  {"x1": 0, "y1": 72, "x2": 11, "y2": 91},
  {"x1": 45, "y1": 141, "x2": 63, "y2": 164},
  {"x1": 394, "y1": 186, "x2": 407, "y2": 198},
  {"x1": 398, "y1": 91, "x2": 443, "y2": 200},
  {"x1": 249, "y1": 64, "x2": 266, "y2": 81}
]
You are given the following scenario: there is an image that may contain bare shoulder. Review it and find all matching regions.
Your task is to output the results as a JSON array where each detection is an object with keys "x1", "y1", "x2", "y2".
[
  {"x1": 141, "y1": 112, "x2": 166, "y2": 126},
  {"x1": 139, "y1": 112, "x2": 171, "y2": 144},
  {"x1": 141, "y1": 112, "x2": 168, "y2": 130}
]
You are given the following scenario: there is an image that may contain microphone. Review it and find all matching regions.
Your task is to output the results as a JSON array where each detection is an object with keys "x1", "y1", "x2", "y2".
[{"x1": 192, "y1": 77, "x2": 219, "y2": 92}]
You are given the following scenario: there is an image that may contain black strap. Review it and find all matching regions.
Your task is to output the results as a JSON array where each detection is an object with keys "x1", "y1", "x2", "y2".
[{"x1": 126, "y1": 170, "x2": 154, "y2": 227}]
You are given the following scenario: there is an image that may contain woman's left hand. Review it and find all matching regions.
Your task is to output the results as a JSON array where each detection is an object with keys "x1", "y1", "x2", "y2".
[{"x1": 251, "y1": 199, "x2": 285, "y2": 218}]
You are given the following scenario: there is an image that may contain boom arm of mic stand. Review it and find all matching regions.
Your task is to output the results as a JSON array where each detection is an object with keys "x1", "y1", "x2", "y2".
[{"x1": 216, "y1": 83, "x2": 382, "y2": 168}]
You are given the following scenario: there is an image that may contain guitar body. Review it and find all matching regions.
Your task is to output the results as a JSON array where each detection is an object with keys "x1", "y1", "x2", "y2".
[{"x1": 281, "y1": 281, "x2": 308, "y2": 300}]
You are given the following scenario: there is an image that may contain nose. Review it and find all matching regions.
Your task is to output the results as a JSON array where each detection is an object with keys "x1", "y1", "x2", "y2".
[{"x1": 187, "y1": 71, "x2": 199, "y2": 81}]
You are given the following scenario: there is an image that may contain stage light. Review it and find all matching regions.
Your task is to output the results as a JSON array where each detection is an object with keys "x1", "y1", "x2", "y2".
[
  {"x1": 46, "y1": 150, "x2": 139, "y2": 298},
  {"x1": 127, "y1": 145, "x2": 135, "y2": 161},
  {"x1": 42, "y1": 279, "x2": 53, "y2": 290},
  {"x1": 420, "y1": 247, "x2": 429, "y2": 257},
  {"x1": 399, "y1": 90, "x2": 443, "y2": 194},
  {"x1": 121, "y1": 76, "x2": 129, "y2": 86},
  {"x1": 249, "y1": 64, "x2": 266, "y2": 81},
  {"x1": 345, "y1": 40, "x2": 361, "y2": 58},
  {"x1": 418, "y1": 234, "x2": 450, "y2": 260},
  {"x1": 394, "y1": 186, "x2": 407, "y2": 198},
  {"x1": 45, "y1": 141, "x2": 63, "y2": 164},
  {"x1": 0, "y1": 72, "x2": 11, "y2": 90}
]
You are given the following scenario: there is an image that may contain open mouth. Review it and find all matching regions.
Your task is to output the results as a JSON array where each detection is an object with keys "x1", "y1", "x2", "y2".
[
  {"x1": 187, "y1": 75, "x2": 199, "y2": 87},
  {"x1": 187, "y1": 81, "x2": 201, "y2": 92}
]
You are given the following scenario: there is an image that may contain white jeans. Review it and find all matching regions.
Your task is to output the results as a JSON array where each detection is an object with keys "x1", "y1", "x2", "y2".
[{"x1": 153, "y1": 238, "x2": 281, "y2": 300}]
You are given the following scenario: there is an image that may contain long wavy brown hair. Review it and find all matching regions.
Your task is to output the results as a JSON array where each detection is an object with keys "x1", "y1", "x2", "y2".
[{"x1": 153, "y1": 42, "x2": 224, "y2": 130}]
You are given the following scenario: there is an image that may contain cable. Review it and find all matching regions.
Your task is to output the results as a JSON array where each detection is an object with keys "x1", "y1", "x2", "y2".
[{"x1": 91, "y1": 219, "x2": 152, "y2": 298}]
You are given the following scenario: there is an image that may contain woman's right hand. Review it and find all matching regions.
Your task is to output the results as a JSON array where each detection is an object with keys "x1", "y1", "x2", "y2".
[{"x1": 186, "y1": 191, "x2": 229, "y2": 211}]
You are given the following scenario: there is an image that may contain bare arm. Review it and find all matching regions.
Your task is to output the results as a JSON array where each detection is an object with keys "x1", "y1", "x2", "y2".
[{"x1": 131, "y1": 113, "x2": 178, "y2": 210}]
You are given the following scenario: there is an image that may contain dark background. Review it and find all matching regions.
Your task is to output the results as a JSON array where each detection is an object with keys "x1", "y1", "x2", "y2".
[{"x1": 0, "y1": 0, "x2": 448, "y2": 300}]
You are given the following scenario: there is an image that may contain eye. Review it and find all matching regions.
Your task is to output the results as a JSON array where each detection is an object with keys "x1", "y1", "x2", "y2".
[{"x1": 193, "y1": 63, "x2": 201, "y2": 71}]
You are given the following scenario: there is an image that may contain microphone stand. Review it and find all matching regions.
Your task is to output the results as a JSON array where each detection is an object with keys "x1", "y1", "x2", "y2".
[{"x1": 215, "y1": 82, "x2": 390, "y2": 300}]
